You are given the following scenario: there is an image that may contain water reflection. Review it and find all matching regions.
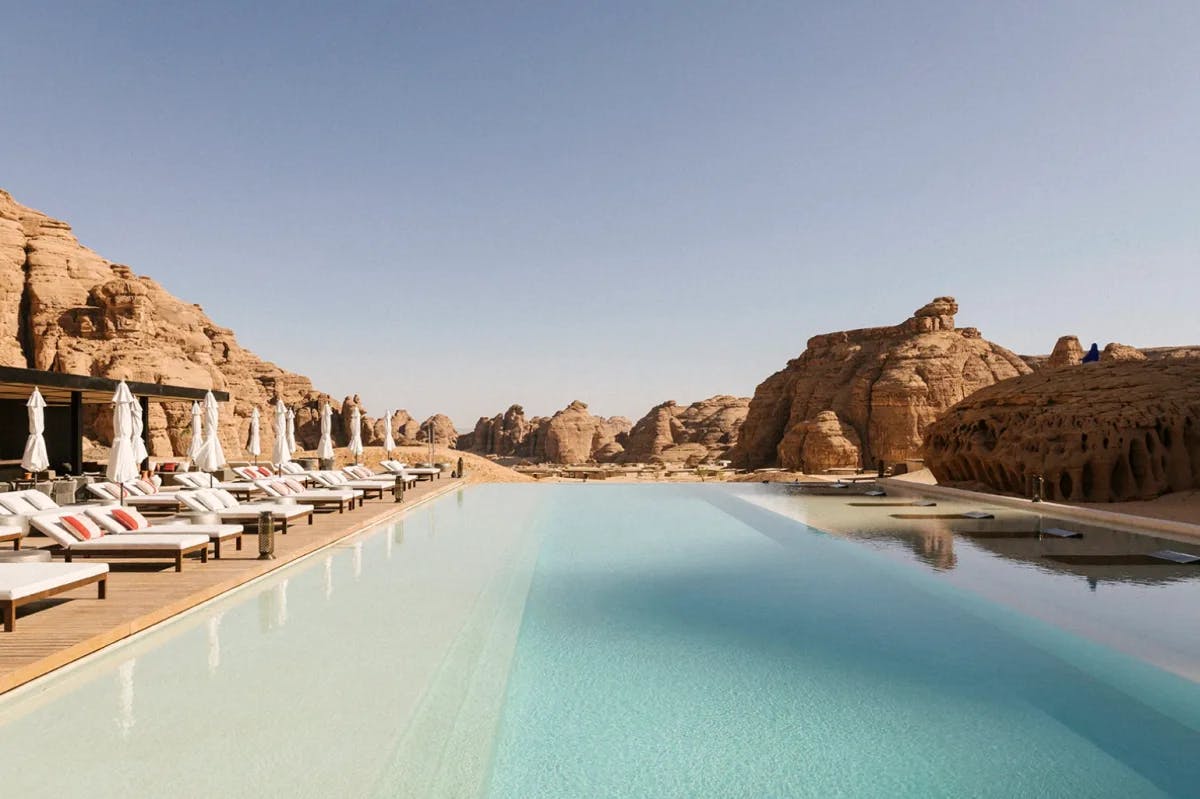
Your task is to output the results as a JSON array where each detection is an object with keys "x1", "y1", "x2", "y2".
[
  {"x1": 323, "y1": 554, "x2": 334, "y2": 601},
  {"x1": 353, "y1": 542, "x2": 363, "y2": 580},
  {"x1": 747, "y1": 489, "x2": 1200, "y2": 588},
  {"x1": 276, "y1": 579, "x2": 289, "y2": 627},
  {"x1": 116, "y1": 659, "x2": 135, "y2": 739},
  {"x1": 206, "y1": 614, "x2": 222, "y2": 674}
]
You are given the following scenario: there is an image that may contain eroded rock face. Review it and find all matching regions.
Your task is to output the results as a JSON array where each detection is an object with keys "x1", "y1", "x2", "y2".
[
  {"x1": 545, "y1": 401, "x2": 610, "y2": 464},
  {"x1": 924, "y1": 359, "x2": 1200, "y2": 502},
  {"x1": 729, "y1": 297, "x2": 1030, "y2": 471},
  {"x1": 777, "y1": 410, "x2": 862, "y2": 473},
  {"x1": 418, "y1": 414, "x2": 459, "y2": 448},
  {"x1": 460, "y1": 401, "x2": 632, "y2": 463},
  {"x1": 0, "y1": 188, "x2": 458, "y2": 462},
  {"x1": 621, "y1": 395, "x2": 749, "y2": 464},
  {"x1": 1047, "y1": 336, "x2": 1084, "y2": 368},
  {"x1": 1101, "y1": 342, "x2": 1147, "y2": 362}
]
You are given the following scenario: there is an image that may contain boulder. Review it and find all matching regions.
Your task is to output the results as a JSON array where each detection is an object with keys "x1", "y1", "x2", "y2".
[
  {"x1": 924, "y1": 359, "x2": 1200, "y2": 502},
  {"x1": 778, "y1": 410, "x2": 862, "y2": 473},
  {"x1": 729, "y1": 297, "x2": 1030, "y2": 470},
  {"x1": 1047, "y1": 336, "x2": 1084, "y2": 368},
  {"x1": 1101, "y1": 342, "x2": 1147, "y2": 362},
  {"x1": 418, "y1": 414, "x2": 459, "y2": 448}
]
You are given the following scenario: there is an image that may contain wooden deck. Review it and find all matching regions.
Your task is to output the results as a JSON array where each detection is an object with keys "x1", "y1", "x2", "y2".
[{"x1": 0, "y1": 478, "x2": 461, "y2": 696}]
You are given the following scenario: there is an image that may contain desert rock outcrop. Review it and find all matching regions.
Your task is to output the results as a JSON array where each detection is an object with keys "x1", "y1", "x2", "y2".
[
  {"x1": 417, "y1": 414, "x2": 459, "y2": 448},
  {"x1": 460, "y1": 401, "x2": 632, "y2": 463},
  {"x1": 621, "y1": 395, "x2": 749, "y2": 464},
  {"x1": 0, "y1": 188, "x2": 458, "y2": 463},
  {"x1": 729, "y1": 297, "x2": 1031, "y2": 471},
  {"x1": 924, "y1": 359, "x2": 1200, "y2": 502},
  {"x1": 777, "y1": 410, "x2": 862, "y2": 473}
]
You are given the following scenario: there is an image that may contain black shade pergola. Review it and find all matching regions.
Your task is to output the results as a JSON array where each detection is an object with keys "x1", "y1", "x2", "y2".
[{"x1": 0, "y1": 366, "x2": 230, "y2": 475}]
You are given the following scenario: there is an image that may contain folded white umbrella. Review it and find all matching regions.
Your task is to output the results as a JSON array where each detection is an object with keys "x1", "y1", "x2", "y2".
[
  {"x1": 20, "y1": 387, "x2": 50, "y2": 473},
  {"x1": 316, "y1": 402, "x2": 334, "y2": 461},
  {"x1": 194, "y1": 391, "x2": 226, "y2": 484},
  {"x1": 107, "y1": 381, "x2": 139, "y2": 501},
  {"x1": 348, "y1": 406, "x2": 364, "y2": 464},
  {"x1": 382, "y1": 409, "x2": 395, "y2": 459},
  {"x1": 286, "y1": 408, "x2": 297, "y2": 454},
  {"x1": 129, "y1": 391, "x2": 149, "y2": 468},
  {"x1": 187, "y1": 402, "x2": 203, "y2": 464},
  {"x1": 247, "y1": 407, "x2": 261, "y2": 463},
  {"x1": 271, "y1": 399, "x2": 292, "y2": 469}
]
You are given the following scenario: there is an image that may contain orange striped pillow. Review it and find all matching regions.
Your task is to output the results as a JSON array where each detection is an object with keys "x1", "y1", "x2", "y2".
[{"x1": 61, "y1": 514, "x2": 104, "y2": 541}]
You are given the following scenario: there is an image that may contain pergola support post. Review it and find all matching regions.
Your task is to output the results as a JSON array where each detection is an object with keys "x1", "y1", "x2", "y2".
[{"x1": 70, "y1": 390, "x2": 83, "y2": 475}]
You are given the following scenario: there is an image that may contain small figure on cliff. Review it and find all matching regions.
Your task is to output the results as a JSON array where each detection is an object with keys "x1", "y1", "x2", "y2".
[{"x1": 1082, "y1": 342, "x2": 1100, "y2": 363}]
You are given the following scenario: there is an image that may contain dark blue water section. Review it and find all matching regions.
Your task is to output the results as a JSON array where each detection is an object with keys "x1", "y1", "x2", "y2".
[{"x1": 484, "y1": 485, "x2": 1200, "y2": 798}]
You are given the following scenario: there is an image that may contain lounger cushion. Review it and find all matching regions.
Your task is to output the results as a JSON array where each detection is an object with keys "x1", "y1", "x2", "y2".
[
  {"x1": 0, "y1": 562, "x2": 108, "y2": 600},
  {"x1": 141, "y1": 523, "x2": 243, "y2": 535},
  {"x1": 192, "y1": 492, "x2": 226, "y2": 511},
  {"x1": 67, "y1": 533, "x2": 210, "y2": 551},
  {"x1": 0, "y1": 496, "x2": 40, "y2": 514},
  {"x1": 22, "y1": 491, "x2": 58, "y2": 511},
  {"x1": 111, "y1": 508, "x2": 150, "y2": 531},
  {"x1": 283, "y1": 477, "x2": 306, "y2": 492},
  {"x1": 85, "y1": 508, "x2": 128, "y2": 535},
  {"x1": 134, "y1": 478, "x2": 158, "y2": 495},
  {"x1": 216, "y1": 489, "x2": 240, "y2": 507},
  {"x1": 61, "y1": 514, "x2": 105, "y2": 541}
]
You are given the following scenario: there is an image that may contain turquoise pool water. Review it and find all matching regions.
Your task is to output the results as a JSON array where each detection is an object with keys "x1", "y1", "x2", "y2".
[{"x1": 2, "y1": 485, "x2": 1199, "y2": 797}]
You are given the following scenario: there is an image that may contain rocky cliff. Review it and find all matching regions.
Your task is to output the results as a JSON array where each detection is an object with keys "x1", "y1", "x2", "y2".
[
  {"x1": 0, "y1": 189, "x2": 449, "y2": 461},
  {"x1": 728, "y1": 297, "x2": 1031, "y2": 472},
  {"x1": 924, "y1": 359, "x2": 1200, "y2": 502},
  {"x1": 459, "y1": 401, "x2": 631, "y2": 463},
  {"x1": 619, "y1": 395, "x2": 749, "y2": 464}
]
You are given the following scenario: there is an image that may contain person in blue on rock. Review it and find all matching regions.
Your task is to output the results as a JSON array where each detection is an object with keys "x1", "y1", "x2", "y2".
[{"x1": 1081, "y1": 342, "x2": 1100, "y2": 362}]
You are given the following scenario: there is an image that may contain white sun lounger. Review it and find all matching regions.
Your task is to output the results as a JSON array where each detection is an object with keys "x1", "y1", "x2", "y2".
[
  {"x1": 85, "y1": 506, "x2": 247, "y2": 559},
  {"x1": 1, "y1": 562, "x2": 109, "y2": 632},
  {"x1": 0, "y1": 489, "x2": 114, "y2": 533},
  {"x1": 343, "y1": 465, "x2": 417, "y2": 488},
  {"x1": 29, "y1": 511, "x2": 211, "y2": 572},
  {"x1": 85, "y1": 481, "x2": 190, "y2": 513},
  {"x1": 310, "y1": 471, "x2": 390, "y2": 499},
  {"x1": 174, "y1": 471, "x2": 266, "y2": 498},
  {"x1": 252, "y1": 478, "x2": 361, "y2": 513},
  {"x1": 176, "y1": 489, "x2": 314, "y2": 533},
  {"x1": 381, "y1": 460, "x2": 441, "y2": 481}
]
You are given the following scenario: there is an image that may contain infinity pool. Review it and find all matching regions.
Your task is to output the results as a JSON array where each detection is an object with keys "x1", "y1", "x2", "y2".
[{"x1": 1, "y1": 484, "x2": 1198, "y2": 797}]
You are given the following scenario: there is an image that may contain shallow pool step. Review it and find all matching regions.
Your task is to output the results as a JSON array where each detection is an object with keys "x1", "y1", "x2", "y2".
[
  {"x1": 890, "y1": 511, "x2": 995, "y2": 520},
  {"x1": 1041, "y1": 527, "x2": 1084, "y2": 538},
  {"x1": 1045, "y1": 551, "x2": 1200, "y2": 566},
  {"x1": 846, "y1": 500, "x2": 936, "y2": 507},
  {"x1": 954, "y1": 528, "x2": 1083, "y2": 539}
]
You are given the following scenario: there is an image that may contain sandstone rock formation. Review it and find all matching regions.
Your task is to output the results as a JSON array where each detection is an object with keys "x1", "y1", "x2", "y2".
[
  {"x1": 924, "y1": 359, "x2": 1200, "y2": 502},
  {"x1": 1047, "y1": 336, "x2": 1084, "y2": 368},
  {"x1": 460, "y1": 401, "x2": 632, "y2": 463},
  {"x1": 417, "y1": 414, "x2": 459, "y2": 448},
  {"x1": 460, "y1": 405, "x2": 537, "y2": 456},
  {"x1": 1101, "y1": 342, "x2": 1147, "y2": 362},
  {"x1": 776, "y1": 410, "x2": 862, "y2": 473},
  {"x1": 729, "y1": 297, "x2": 1031, "y2": 472},
  {"x1": 1024, "y1": 339, "x2": 1198, "y2": 370},
  {"x1": 0, "y1": 188, "x2": 453, "y2": 463},
  {"x1": 620, "y1": 395, "x2": 749, "y2": 464}
]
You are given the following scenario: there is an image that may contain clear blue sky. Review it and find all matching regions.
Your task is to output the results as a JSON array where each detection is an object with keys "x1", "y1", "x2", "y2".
[{"x1": 3, "y1": 2, "x2": 1198, "y2": 427}]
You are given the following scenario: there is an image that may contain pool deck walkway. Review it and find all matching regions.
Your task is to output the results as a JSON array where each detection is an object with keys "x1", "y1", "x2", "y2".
[{"x1": 0, "y1": 478, "x2": 462, "y2": 696}]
